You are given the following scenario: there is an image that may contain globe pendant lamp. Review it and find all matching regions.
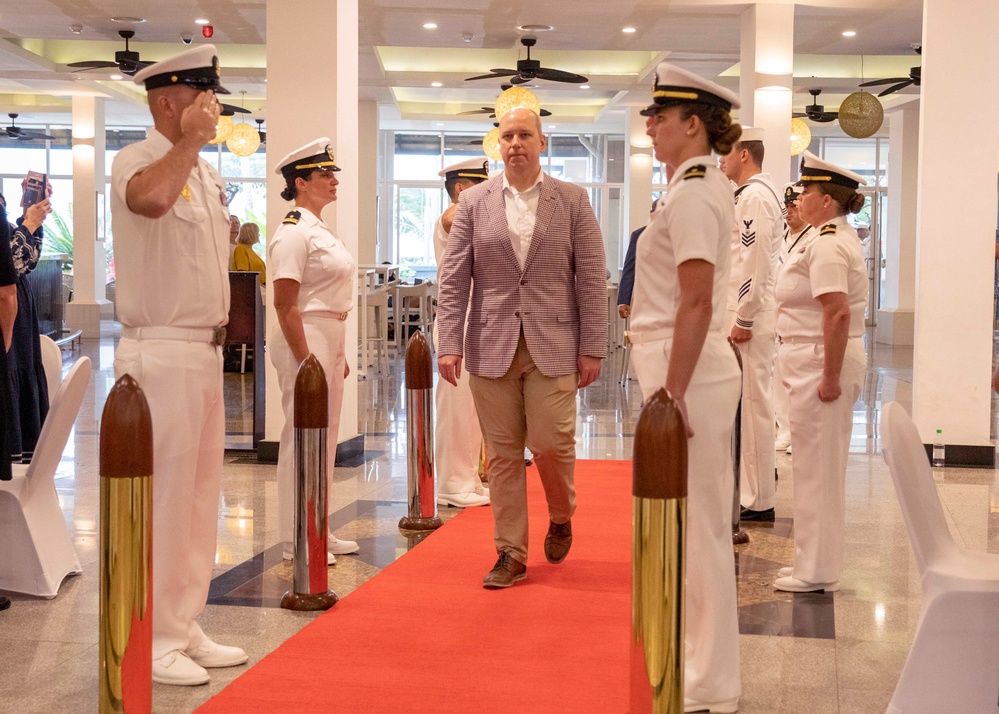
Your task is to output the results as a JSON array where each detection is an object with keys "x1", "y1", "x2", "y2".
[
  {"x1": 494, "y1": 86, "x2": 541, "y2": 119},
  {"x1": 838, "y1": 90, "x2": 884, "y2": 139},
  {"x1": 209, "y1": 115, "x2": 233, "y2": 145},
  {"x1": 227, "y1": 122, "x2": 260, "y2": 156},
  {"x1": 789, "y1": 118, "x2": 811, "y2": 156},
  {"x1": 482, "y1": 127, "x2": 502, "y2": 162}
]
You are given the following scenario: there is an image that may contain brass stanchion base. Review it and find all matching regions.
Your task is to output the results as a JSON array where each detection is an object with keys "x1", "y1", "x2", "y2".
[
  {"x1": 399, "y1": 516, "x2": 443, "y2": 531},
  {"x1": 281, "y1": 590, "x2": 339, "y2": 611},
  {"x1": 732, "y1": 528, "x2": 750, "y2": 545}
]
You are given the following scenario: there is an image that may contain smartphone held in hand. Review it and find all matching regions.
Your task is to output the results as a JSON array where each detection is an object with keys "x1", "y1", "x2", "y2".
[{"x1": 21, "y1": 171, "x2": 47, "y2": 208}]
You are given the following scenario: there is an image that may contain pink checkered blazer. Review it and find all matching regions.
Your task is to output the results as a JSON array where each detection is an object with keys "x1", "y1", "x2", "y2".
[{"x1": 437, "y1": 173, "x2": 607, "y2": 378}]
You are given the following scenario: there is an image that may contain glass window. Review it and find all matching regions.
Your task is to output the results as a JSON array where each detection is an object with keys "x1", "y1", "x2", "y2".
[
  {"x1": 227, "y1": 182, "x2": 267, "y2": 258},
  {"x1": 393, "y1": 134, "x2": 443, "y2": 180},
  {"x1": 393, "y1": 185, "x2": 443, "y2": 273},
  {"x1": 221, "y1": 144, "x2": 266, "y2": 179}
]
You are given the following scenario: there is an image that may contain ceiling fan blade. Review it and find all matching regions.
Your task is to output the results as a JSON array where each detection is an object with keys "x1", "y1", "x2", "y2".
[
  {"x1": 119, "y1": 59, "x2": 154, "y2": 76},
  {"x1": 878, "y1": 80, "x2": 914, "y2": 97},
  {"x1": 456, "y1": 108, "x2": 494, "y2": 116},
  {"x1": 465, "y1": 70, "x2": 518, "y2": 82},
  {"x1": 539, "y1": 108, "x2": 552, "y2": 117},
  {"x1": 17, "y1": 131, "x2": 54, "y2": 141},
  {"x1": 533, "y1": 67, "x2": 588, "y2": 84},
  {"x1": 68, "y1": 61, "x2": 119, "y2": 71},
  {"x1": 859, "y1": 77, "x2": 908, "y2": 87},
  {"x1": 220, "y1": 103, "x2": 251, "y2": 115},
  {"x1": 509, "y1": 74, "x2": 535, "y2": 85},
  {"x1": 792, "y1": 112, "x2": 808, "y2": 118},
  {"x1": 813, "y1": 113, "x2": 838, "y2": 123}
]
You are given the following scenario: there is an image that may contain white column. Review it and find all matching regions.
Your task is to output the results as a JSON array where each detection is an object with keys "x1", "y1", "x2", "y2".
[
  {"x1": 876, "y1": 106, "x2": 919, "y2": 345},
  {"x1": 738, "y1": 4, "x2": 793, "y2": 187},
  {"x1": 264, "y1": 0, "x2": 359, "y2": 447},
  {"x1": 627, "y1": 106, "x2": 654, "y2": 236},
  {"x1": 65, "y1": 95, "x2": 109, "y2": 338},
  {"x1": 357, "y1": 100, "x2": 378, "y2": 265},
  {"x1": 911, "y1": 0, "x2": 999, "y2": 458}
]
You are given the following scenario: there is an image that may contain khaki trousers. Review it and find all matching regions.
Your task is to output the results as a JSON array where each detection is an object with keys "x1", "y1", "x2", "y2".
[{"x1": 468, "y1": 333, "x2": 578, "y2": 564}]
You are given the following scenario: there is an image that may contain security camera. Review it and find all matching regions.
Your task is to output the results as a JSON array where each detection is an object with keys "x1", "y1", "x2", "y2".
[{"x1": 181, "y1": 33, "x2": 194, "y2": 45}]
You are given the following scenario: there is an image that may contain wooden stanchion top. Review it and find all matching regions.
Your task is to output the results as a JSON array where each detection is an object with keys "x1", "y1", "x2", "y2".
[
  {"x1": 632, "y1": 388, "x2": 687, "y2": 500},
  {"x1": 405, "y1": 330, "x2": 433, "y2": 390},
  {"x1": 295, "y1": 354, "x2": 329, "y2": 429},
  {"x1": 100, "y1": 374, "x2": 153, "y2": 478}
]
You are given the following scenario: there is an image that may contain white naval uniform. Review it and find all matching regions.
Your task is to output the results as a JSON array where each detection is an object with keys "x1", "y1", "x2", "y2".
[
  {"x1": 726, "y1": 173, "x2": 783, "y2": 512},
  {"x1": 774, "y1": 225, "x2": 814, "y2": 445},
  {"x1": 111, "y1": 128, "x2": 231, "y2": 660},
  {"x1": 776, "y1": 215, "x2": 867, "y2": 585},
  {"x1": 431, "y1": 215, "x2": 484, "y2": 497},
  {"x1": 268, "y1": 207, "x2": 356, "y2": 547},
  {"x1": 629, "y1": 155, "x2": 742, "y2": 707}
]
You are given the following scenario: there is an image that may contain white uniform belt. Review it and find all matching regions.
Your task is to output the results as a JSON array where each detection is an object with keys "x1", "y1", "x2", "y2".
[
  {"x1": 778, "y1": 335, "x2": 822, "y2": 344},
  {"x1": 624, "y1": 328, "x2": 673, "y2": 346},
  {"x1": 122, "y1": 326, "x2": 227, "y2": 346}
]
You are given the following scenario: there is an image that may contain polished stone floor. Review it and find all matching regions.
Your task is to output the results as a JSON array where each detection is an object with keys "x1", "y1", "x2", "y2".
[{"x1": 1, "y1": 326, "x2": 997, "y2": 713}]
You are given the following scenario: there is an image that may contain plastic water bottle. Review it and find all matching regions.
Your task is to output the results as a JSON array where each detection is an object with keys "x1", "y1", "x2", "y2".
[{"x1": 932, "y1": 429, "x2": 945, "y2": 467}]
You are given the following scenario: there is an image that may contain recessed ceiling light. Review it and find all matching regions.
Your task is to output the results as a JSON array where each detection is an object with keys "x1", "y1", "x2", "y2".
[
  {"x1": 110, "y1": 16, "x2": 145, "y2": 23},
  {"x1": 110, "y1": 74, "x2": 123, "y2": 80},
  {"x1": 622, "y1": 27, "x2": 637, "y2": 34},
  {"x1": 195, "y1": 18, "x2": 211, "y2": 25},
  {"x1": 436, "y1": 123, "x2": 445, "y2": 127},
  {"x1": 549, "y1": 125, "x2": 557, "y2": 129},
  {"x1": 431, "y1": 81, "x2": 443, "y2": 87},
  {"x1": 517, "y1": 24, "x2": 554, "y2": 32},
  {"x1": 579, "y1": 85, "x2": 590, "y2": 89},
  {"x1": 423, "y1": 22, "x2": 438, "y2": 29},
  {"x1": 842, "y1": 30, "x2": 856, "y2": 37}
]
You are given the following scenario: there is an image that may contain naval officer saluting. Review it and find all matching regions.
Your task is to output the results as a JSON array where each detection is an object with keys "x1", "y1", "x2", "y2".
[{"x1": 112, "y1": 45, "x2": 246, "y2": 686}]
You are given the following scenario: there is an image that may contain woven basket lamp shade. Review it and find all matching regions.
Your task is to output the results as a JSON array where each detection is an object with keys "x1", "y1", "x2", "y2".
[
  {"x1": 838, "y1": 91, "x2": 884, "y2": 139},
  {"x1": 494, "y1": 86, "x2": 541, "y2": 119},
  {"x1": 482, "y1": 127, "x2": 502, "y2": 162},
  {"x1": 790, "y1": 118, "x2": 811, "y2": 156},
  {"x1": 227, "y1": 121, "x2": 261, "y2": 156},
  {"x1": 209, "y1": 115, "x2": 234, "y2": 145}
]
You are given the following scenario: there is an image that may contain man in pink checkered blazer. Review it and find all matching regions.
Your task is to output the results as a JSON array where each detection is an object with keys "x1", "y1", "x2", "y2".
[{"x1": 437, "y1": 108, "x2": 607, "y2": 590}]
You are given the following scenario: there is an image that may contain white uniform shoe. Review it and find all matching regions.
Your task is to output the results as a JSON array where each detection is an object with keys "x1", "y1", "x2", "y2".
[
  {"x1": 282, "y1": 545, "x2": 337, "y2": 565},
  {"x1": 778, "y1": 566, "x2": 793, "y2": 577},
  {"x1": 185, "y1": 638, "x2": 248, "y2": 668},
  {"x1": 773, "y1": 575, "x2": 840, "y2": 593},
  {"x1": 152, "y1": 650, "x2": 210, "y2": 686},
  {"x1": 683, "y1": 697, "x2": 739, "y2": 713},
  {"x1": 328, "y1": 536, "x2": 360, "y2": 555},
  {"x1": 437, "y1": 491, "x2": 491, "y2": 508},
  {"x1": 774, "y1": 437, "x2": 791, "y2": 452}
]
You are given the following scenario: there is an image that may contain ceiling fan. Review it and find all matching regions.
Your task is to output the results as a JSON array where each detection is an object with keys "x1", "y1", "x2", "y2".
[
  {"x1": 67, "y1": 30, "x2": 154, "y2": 76},
  {"x1": 457, "y1": 85, "x2": 553, "y2": 117},
  {"x1": 3, "y1": 114, "x2": 54, "y2": 141},
  {"x1": 255, "y1": 119, "x2": 266, "y2": 144},
  {"x1": 465, "y1": 36, "x2": 587, "y2": 85},
  {"x1": 859, "y1": 46, "x2": 922, "y2": 97},
  {"x1": 793, "y1": 89, "x2": 838, "y2": 123}
]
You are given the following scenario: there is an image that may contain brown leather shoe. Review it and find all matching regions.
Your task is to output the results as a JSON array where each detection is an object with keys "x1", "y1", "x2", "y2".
[
  {"x1": 544, "y1": 519, "x2": 573, "y2": 564},
  {"x1": 482, "y1": 551, "x2": 527, "y2": 589}
]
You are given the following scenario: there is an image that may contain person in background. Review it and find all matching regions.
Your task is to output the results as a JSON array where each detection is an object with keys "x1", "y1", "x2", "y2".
[
  {"x1": 231, "y1": 222, "x2": 266, "y2": 286},
  {"x1": 228, "y1": 214, "x2": 240, "y2": 264},
  {"x1": 0, "y1": 199, "x2": 15, "y2": 615},
  {"x1": 3, "y1": 185, "x2": 51, "y2": 464},
  {"x1": 773, "y1": 151, "x2": 868, "y2": 594},
  {"x1": 269, "y1": 137, "x2": 360, "y2": 565},
  {"x1": 432, "y1": 158, "x2": 490, "y2": 509},
  {"x1": 629, "y1": 61, "x2": 743, "y2": 714}
]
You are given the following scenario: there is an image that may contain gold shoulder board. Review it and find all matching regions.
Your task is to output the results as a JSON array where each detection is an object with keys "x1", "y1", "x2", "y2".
[
  {"x1": 683, "y1": 164, "x2": 707, "y2": 180},
  {"x1": 820, "y1": 224, "x2": 836, "y2": 236},
  {"x1": 283, "y1": 210, "x2": 301, "y2": 225}
]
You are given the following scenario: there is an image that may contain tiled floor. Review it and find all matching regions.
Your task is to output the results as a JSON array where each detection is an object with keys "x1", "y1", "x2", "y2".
[{"x1": 1, "y1": 327, "x2": 997, "y2": 713}]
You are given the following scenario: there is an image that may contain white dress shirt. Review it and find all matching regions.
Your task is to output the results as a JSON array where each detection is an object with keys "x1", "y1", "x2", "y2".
[{"x1": 502, "y1": 170, "x2": 544, "y2": 270}]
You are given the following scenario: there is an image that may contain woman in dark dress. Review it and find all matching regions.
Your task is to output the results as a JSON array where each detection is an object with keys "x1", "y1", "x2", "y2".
[{"x1": 1, "y1": 191, "x2": 50, "y2": 463}]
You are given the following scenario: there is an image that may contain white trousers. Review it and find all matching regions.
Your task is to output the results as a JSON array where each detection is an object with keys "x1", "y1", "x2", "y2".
[
  {"x1": 114, "y1": 337, "x2": 225, "y2": 660},
  {"x1": 780, "y1": 338, "x2": 865, "y2": 584},
  {"x1": 726, "y1": 309, "x2": 777, "y2": 511},
  {"x1": 432, "y1": 318, "x2": 483, "y2": 495},
  {"x1": 270, "y1": 315, "x2": 347, "y2": 546},
  {"x1": 773, "y1": 337, "x2": 790, "y2": 444},
  {"x1": 632, "y1": 333, "x2": 742, "y2": 706}
]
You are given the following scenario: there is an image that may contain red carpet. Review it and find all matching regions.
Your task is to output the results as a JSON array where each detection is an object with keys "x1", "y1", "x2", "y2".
[{"x1": 198, "y1": 460, "x2": 632, "y2": 713}]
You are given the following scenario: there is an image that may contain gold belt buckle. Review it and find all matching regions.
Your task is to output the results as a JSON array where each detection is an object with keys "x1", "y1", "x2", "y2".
[
  {"x1": 624, "y1": 332, "x2": 633, "y2": 346},
  {"x1": 211, "y1": 327, "x2": 227, "y2": 346},
  {"x1": 337, "y1": 311, "x2": 349, "y2": 321}
]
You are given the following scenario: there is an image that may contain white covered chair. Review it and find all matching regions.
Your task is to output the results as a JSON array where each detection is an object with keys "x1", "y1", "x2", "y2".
[
  {"x1": 39, "y1": 333, "x2": 62, "y2": 399},
  {"x1": 0, "y1": 356, "x2": 92, "y2": 598},
  {"x1": 881, "y1": 402, "x2": 999, "y2": 713}
]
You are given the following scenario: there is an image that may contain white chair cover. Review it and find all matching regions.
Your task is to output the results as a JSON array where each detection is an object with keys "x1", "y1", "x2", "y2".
[
  {"x1": 881, "y1": 402, "x2": 999, "y2": 713},
  {"x1": 39, "y1": 334, "x2": 62, "y2": 400},
  {"x1": 0, "y1": 356, "x2": 92, "y2": 598}
]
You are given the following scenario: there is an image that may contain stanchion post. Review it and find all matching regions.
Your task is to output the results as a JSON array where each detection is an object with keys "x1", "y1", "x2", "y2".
[
  {"x1": 729, "y1": 339, "x2": 749, "y2": 545},
  {"x1": 630, "y1": 388, "x2": 687, "y2": 714},
  {"x1": 281, "y1": 354, "x2": 339, "y2": 611},
  {"x1": 400, "y1": 330, "x2": 443, "y2": 531},
  {"x1": 99, "y1": 375, "x2": 153, "y2": 714}
]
